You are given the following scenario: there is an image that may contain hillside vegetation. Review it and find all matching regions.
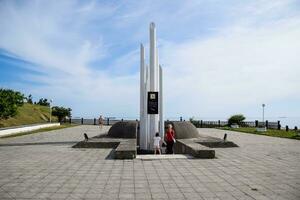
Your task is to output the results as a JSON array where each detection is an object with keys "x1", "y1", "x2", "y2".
[{"x1": 0, "y1": 103, "x2": 57, "y2": 128}]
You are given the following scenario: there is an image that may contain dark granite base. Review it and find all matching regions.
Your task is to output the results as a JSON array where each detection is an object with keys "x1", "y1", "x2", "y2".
[
  {"x1": 197, "y1": 141, "x2": 238, "y2": 148},
  {"x1": 174, "y1": 135, "x2": 238, "y2": 158},
  {"x1": 107, "y1": 121, "x2": 137, "y2": 138},
  {"x1": 73, "y1": 137, "x2": 136, "y2": 159},
  {"x1": 72, "y1": 121, "x2": 238, "y2": 159},
  {"x1": 73, "y1": 121, "x2": 138, "y2": 159},
  {"x1": 166, "y1": 121, "x2": 238, "y2": 159},
  {"x1": 174, "y1": 139, "x2": 215, "y2": 159}
]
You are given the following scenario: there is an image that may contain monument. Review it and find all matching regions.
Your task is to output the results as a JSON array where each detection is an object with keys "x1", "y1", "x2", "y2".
[
  {"x1": 140, "y1": 22, "x2": 164, "y2": 150},
  {"x1": 72, "y1": 23, "x2": 235, "y2": 159}
]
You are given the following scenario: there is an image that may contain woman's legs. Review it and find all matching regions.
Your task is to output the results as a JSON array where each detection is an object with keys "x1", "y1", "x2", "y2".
[
  {"x1": 166, "y1": 141, "x2": 174, "y2": 154},
  {"x1": 166, "y1": 142, "x2": 170, "y2": 154},
  {"x1": 169, "y1": 141, "x2": 174, "y2": 154}
]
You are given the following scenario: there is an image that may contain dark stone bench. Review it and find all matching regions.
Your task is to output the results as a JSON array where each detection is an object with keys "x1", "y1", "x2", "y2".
[
  {"x1": 115, "y1": 139, "x2": 136, "y2": 159},
  {"x1": 72, "y1": 138, "x2": 120, "y2": 148},
  {"x1": 169, "y1": 121, "x2": 238, "y2": 158},
  {"x1": 73, "y1": 121, "x2": 138, "y2": 159},
  {"x1": 174, "y1": 139, "x2": 215, "y2": 159},
  {"x1": 170, "y1": 121, "x2": 200, "y2": 139},
  {"x1": 107, "y1": 121, "x2": 137, "y2": 138},
  {"x1": 73, "y1": 138, "x2": 137, "y2": 159}
]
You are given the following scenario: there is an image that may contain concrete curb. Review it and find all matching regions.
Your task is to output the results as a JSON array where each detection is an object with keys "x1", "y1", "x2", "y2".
[{"x1": 0, "y1": 123, "x2": 60, "y2": 137}]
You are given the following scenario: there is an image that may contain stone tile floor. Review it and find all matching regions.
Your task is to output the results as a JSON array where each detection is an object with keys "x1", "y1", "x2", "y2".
[{"x1": 0, "y1": 126, "x2": 299, "y2": 199}]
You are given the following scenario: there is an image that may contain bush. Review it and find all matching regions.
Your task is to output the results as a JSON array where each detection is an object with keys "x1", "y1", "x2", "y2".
[
  {"x1": 37, "y1": 98, "x2": 50, "y2": 106},
  {"x1": 26, "y1": 94, "x2": 33, "y2": 104},
  {"x1": 0, "y1": 88, "x2": 24, "y2": 119},
  {"x1": 52, "y1": 106, "x2": 72, "y2": 122},
  {"x1": 228, "y1": 114, "x2": 245, "y2": 126},
  {"x1": 189, "y1": 117, "x2": 196, "y2": 123}
]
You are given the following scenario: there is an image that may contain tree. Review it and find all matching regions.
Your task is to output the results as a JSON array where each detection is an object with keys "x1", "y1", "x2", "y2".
[
  {"x1": 0, "y1": 88, "x2": 24, "y2": 119},
  {"x1": 228, "y1": 114, "x2": 246, "y2": 126},
  {"x1": 37, "y1": 98, "x2": 50, "y2": 106},
  {"x1": 52, "y1": 106, "x2": 72, "y2": 122},
  {"x1": 27, "y1": 94, "x2": 33, "y2": 104}
]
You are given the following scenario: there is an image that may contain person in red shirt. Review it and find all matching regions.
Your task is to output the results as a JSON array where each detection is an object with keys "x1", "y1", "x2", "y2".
[{"x1": 165, "y1": 124, "x2": 175, "y2": 154}]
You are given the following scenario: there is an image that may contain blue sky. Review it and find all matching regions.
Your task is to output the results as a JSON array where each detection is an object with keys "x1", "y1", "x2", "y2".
[{"x1": 0, "y1": 0, "x2": 300, "y2": 126}]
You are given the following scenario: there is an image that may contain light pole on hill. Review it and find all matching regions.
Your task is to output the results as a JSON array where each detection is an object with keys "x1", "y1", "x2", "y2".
[
  {"x1": 262, "y1": 103, "x2": 265, "y2": 123},
  {"x1": 50, "y1": 99, "x2": 53, "y2": 123}
]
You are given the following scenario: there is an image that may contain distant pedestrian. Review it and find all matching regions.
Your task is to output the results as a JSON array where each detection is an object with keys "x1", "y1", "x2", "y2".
[
  {"x1": 99, "y1": 115, "x2": 104, "y2": 129},
  {"x1": 153, "y1": 132, "x2": 164, "y2": 155},
  {"x1": 165, "y1": 124, "x2": 176, "y2": 154}
]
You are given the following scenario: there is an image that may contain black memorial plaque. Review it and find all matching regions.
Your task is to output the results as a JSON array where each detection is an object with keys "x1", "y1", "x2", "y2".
[{"x1": 147, "y1": 92, "x2": 158, "y2": 114}]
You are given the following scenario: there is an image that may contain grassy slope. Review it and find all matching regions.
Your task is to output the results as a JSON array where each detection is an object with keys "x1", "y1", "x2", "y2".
[
  {"x1": 0, "y1": 103, "x2": 58, "y2": 128},
  {"x1": 220, "y1": 127, "x2": 300, "y2": 140}
]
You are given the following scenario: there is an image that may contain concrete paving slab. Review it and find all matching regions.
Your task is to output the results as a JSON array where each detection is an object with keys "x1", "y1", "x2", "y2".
[{"x1": 0, "y1": 126, "x2": 299, "y2": 200}]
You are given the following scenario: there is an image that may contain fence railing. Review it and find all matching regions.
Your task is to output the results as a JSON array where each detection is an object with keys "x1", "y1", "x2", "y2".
[
  {"x1": 63, "y1": 118, "x2": 138, "y2": 126},
  {"x1": 63, "y1": 118, "x2": 283, "y2": 130},
  {"x1": 190, "y1": 120, "x2": 281, "y2": 130}
]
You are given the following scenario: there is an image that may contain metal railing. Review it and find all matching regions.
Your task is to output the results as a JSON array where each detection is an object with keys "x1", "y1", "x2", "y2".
[
  {"x1": 62, "y1": 117, "x2": 282, "y2": 130},
  {"x1": 63, "y1": 118, "x2": 138, "y2": 126},
  {"x1": 190, "y1": 120, "x2": 281, "y2": 130}
]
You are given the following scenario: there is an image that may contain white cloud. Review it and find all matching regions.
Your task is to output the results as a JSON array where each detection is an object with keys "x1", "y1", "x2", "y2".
[
  {"x1": 161, "y1": 15, "x2": 300, "y2": 119},
  {"x1": 0, "y1": 0, "x2": 299, "y2": 124}
]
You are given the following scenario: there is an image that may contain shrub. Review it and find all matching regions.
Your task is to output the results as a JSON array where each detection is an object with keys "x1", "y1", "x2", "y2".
[
  {"x1": 26, "y1": 94, "x2": 33, "y2": 104},
  {"x1": 0, "y1": 88, "x2": 24, "y2": 119},
  {"x1": 228, "y1": 114, "x2": 245, "y2": 126},
  {"x1": 37, "y1": 98, "x2": 50, "y2": 106},
  {"x1": 52, "y1": 106, "x2": 72, "y2": 122},
  {"x1": 189, "y1": 117, "x2": 196, "y2": 123}
]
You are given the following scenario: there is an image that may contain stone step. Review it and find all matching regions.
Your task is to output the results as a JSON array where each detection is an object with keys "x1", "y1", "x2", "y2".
[{"x1": 136, "y1": 154, "x2": 192, "y2": 160}]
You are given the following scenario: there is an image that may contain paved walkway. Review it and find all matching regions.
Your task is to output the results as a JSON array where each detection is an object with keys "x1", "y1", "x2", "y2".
[{"x1": 0, "y1": 126, "x2": 299, "y2": 200}]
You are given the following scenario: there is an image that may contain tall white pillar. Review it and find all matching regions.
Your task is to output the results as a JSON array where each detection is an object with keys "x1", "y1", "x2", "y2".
[
  {"x1": 159, "y1": 65, "x2": 164, "y2": 139},
  {"x1": 140, "y1": 22, "x2": 162, "y2": 150},
  {"x1": 149, "y1": 22, "x2": 159, "y2": 148},
  {"x1": 150, "y1": 22, "x2": 157, "y2": 91},
  {"x1": 145, "y1": 64, "x2": 150, "y2": 150},
  {"x1": 139, "y1": 44, "x2": 146, "y2": 150}
]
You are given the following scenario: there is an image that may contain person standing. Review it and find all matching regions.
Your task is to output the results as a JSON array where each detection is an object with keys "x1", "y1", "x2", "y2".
[
  {"x1": 165, "y1": 124, "x2": 176, "y2": 154},
  {"x1": 153, "y1": 132, "x2": 164, "y2": 155},
  {"x1": 98, "y1": 115, "x2": 104, "y2": 129}
]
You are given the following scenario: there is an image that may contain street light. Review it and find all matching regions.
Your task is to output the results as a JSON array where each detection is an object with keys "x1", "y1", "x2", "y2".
[
  {"x1": 262, "y1": 103, "x2": 265, "y2": 123},
  {"x1": 50, "y1": 99, "x2": 53, "y2": 123}
]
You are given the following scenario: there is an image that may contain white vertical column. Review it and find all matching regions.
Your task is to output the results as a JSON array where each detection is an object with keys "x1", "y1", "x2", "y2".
[
  {"x1": 156, "y1": 48, "x2": 159, "y2": 90},
  {"x1": 149, "y1": 22, "x2": 159, "y2": 148},
  {"x1": 145, "y1": 64, "x2": 150, "y2": 149},
  {"x1": 159, "y1": 65, "x2": 164, "y2": 139},
  {"x1": 139, "y1": 44, "x2": 146, "y2": 150},
  {"x1": 150, "y1": 22, "x2": 157, "y2": 91}
]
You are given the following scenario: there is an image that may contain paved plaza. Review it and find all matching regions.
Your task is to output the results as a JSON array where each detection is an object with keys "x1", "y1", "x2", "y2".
[{"x1": 0, "y1": 126, "x2": 299, "y2": 200}]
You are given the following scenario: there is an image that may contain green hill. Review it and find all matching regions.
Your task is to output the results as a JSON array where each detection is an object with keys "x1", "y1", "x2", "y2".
[{"x1": 0, "y1": 103, "x2": 58, "y2": 128}]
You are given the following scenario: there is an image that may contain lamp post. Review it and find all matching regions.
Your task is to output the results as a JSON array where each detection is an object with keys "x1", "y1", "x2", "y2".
[
  {"x1": 262, "y1": 103, "x2": 265, "y2": 124},
  {"x1": 50, "y1": 99, "x2": 53, "y2": 123}
]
